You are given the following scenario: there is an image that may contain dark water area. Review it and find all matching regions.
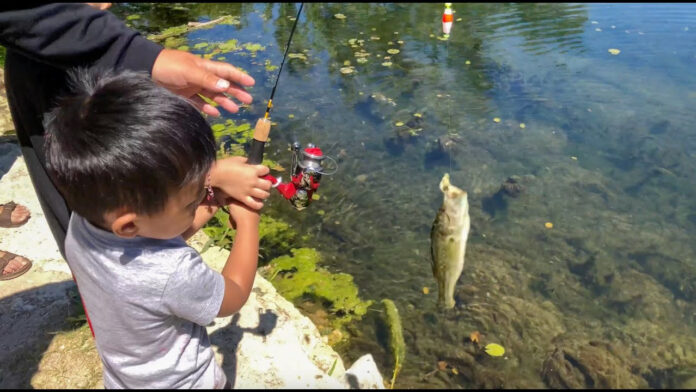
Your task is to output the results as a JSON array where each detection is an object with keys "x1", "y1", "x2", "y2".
[{"x1": 114, "y1": 3, "x2": 696, "y2": 388}]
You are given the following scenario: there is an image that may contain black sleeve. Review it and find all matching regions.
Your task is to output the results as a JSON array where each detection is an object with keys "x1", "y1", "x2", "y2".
[{"x1": 0, "y1": 3, "x2": 163, "y2": 74}]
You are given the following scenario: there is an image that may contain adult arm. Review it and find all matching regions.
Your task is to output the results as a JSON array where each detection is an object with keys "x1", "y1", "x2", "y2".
[{"x1": 0, "y1": 4, "x2": 162, "y2": 74}]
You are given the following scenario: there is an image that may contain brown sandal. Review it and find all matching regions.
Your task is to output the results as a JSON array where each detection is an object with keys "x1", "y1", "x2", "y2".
[
  {"x1": 0, "y1": 201, "x2": 30, "y2": 228},
  {"x1": 0, "y1": 250, "x2": 33, "y2": 280}
]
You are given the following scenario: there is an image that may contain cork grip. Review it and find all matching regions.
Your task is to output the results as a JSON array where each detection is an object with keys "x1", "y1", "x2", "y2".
[{"x1": 253, "y1": 118, "x2": 272, "y2": 142}]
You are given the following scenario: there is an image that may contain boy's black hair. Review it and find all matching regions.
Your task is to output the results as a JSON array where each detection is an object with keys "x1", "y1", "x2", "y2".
[{"x1": 44, "y1": 68, "x2": 217, "y2": 224}]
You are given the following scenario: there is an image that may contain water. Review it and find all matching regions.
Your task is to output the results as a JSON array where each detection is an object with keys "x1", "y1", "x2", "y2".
[{"x1": 114, "y1": 3, "x2": 696, "y2": 388}]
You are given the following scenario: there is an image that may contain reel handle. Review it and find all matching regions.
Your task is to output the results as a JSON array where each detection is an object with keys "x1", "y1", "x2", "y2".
[{"x1": 248, "y1": 118, "x2": 272, "y2": 165}]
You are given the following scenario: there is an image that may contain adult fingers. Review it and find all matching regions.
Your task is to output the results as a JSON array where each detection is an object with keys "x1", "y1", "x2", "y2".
[
  {"x1": 190, "y1": 95, "x2": 221, "y2": 117},
  {"x1": 202, "y1": 60, "x2": 256, "y2": 89}
]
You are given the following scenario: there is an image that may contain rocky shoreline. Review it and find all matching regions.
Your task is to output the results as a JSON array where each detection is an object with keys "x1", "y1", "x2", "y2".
[{"x1": 0, "y1": 68, "x2": 383, "y2": 388}]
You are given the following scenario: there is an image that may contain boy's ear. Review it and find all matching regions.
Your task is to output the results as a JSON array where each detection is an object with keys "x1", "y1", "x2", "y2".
[{"x1": 111, "y1": 212, "x2": 139, "y2": 238}]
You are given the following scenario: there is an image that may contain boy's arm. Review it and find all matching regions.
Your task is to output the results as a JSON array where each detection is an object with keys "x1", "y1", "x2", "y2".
[
  {"x1": 181, "y1": 203, "x2": 219, "y2": 241},
  {"x1": 216, "y1": 202, "x2": 260, "y2": 317}
]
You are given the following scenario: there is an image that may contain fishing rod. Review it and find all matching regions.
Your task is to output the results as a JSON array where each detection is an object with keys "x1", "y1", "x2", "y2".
[{"x1": 247, "y1": 2, "x2": 337, "y2": 211}]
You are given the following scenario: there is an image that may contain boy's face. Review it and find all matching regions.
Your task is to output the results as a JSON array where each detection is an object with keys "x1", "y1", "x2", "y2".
[
  {"x1": 138, "y1": 181, "x2": 207, "y2": 240},
  {"x1": 106, "y1": 180, "x2": 207, "y2": 240}
]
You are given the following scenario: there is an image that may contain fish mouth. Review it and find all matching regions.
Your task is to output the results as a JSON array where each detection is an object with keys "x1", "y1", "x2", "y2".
[{"x1": 440, "y1": 173, "x2": 467, "y2": 199}]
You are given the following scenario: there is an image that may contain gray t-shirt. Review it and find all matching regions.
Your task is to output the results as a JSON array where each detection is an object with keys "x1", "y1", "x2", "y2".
[{"x1": 65, "y1": 213, "x2": 227, "y2": 389}]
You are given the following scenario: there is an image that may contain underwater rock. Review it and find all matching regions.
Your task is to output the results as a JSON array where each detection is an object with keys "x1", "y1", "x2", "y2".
[
  {"x1": 541, "y1": 338, "x2": 648, "y2": 389},
  {"x1": 500, "y1": 176, "x2": 525, "y2": 198}
]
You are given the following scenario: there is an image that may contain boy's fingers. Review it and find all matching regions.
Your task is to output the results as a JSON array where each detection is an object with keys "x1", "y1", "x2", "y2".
[
  {"x1": 255, "y1": 165, "x2": 270, "y2": 176},
  {"x1": 245, "y1": 196, "x2": 264, "y2": 210},
  {"x1": 252, "y1": 189, "x2": 271, "y2": 200},
  {"x1": 257, "y1": 178, "x2": 272, "y2": 191}
]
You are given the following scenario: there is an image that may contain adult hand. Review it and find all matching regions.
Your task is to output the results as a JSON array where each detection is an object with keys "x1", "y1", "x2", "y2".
[
  {"x1": 151, "y1": 49, "x2": 255, "y2": 116},
  {"x1": 85, "y1": 3, "x2": 112, "y2": 10}
]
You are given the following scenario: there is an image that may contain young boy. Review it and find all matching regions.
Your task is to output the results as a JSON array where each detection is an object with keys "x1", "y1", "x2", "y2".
[{"x1": 43, "y1": 68, "x2": 271, "y2": 388}]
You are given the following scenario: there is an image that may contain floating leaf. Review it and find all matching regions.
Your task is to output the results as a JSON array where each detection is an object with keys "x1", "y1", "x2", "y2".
[
  {"x1": 519, "y1": 123, "x2": 526, "y2": 128},
  {"x1": 608, "y1": 48, "x2": 621, "y2": 55},
  {"x1": 339, "y1": 67, "x2": 354, "y2": 74},
  {"x1": 493, "y1": 117, "x2": 501, "y2": 123},
  {"x1": 288, "y1": 114, "x2": 295, "y2": 119},
  {"x1": 387, "y1": 48, "x2": 400, "y2": 54},
  {"x1": 414, "y1": 113, "x2": 422, "y2": 118},
  {"x1": 317, "y1": 210, "x2": 325, "y2": 216},
  {"x1": 571, "y1": 156, "x2": 578, "y2": 160},
  {"x1": 370, "y1": 36, "x2": 380, "y2": 40},
  {"x1": 312, "y1": 193, "x2": 321, "y2": 201},
  {"x1": 382, "y1": 61, "x2": 393, "y2": 67},
  {"x1": 333, "y1": 13, "x2": 346, "y2": 20},
  {"x1": 451, "y1": 368, "x2": 459, "y2": 375},
  {"x1": 343, "y1": 60, "x2": 351, "y2": 66},
  {"x1": 397, "y1": 40, "x2": 404, "y2": 44},
  {"x1": 395, "y1": 121, "x2": 404, "y2": 126},
  {"x1": 545, "y1": 222, "x2": 553, "y2": 229},
  {"x1": 177, "y1": 45, "x2": 190, "y2": 51},
  {"x1": 348, "y1": 38, "x2": 357, "y2": 45},
  {"x1": 465, "y1": 60, "x2": 471, "y2": 65},
  {"x1": 356, "y1": 58, "x2": 368, "y2": 64},
  {"x1": 193, "y1": 42, "x2": 208, "y2": 49},
  {"x1": 126, "y1": 14, "x2": 141, "y2": 21},
  {"x1": 484, "y1": 343, "x2": 505, "y2": 357},
  {"x1": 422, "y1": 287, "x2": 429, "y2": 294}
]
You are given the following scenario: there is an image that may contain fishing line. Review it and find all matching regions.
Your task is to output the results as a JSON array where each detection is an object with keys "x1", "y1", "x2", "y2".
[{"x1": 263, "y1": 2, "x2": 304, "y2": 121}]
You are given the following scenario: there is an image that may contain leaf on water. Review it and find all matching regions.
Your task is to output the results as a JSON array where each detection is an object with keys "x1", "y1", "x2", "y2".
[
  {"x1": 493, "y1": 117, "x2": 501, "y2": 123},
  {"x1": 177, "y1": 45, "x2": 190, "y2": 51},
  {"x1": 340, "y1": 67, "x2": 355, "y2": 74},
  {"x1": 422, "y1": 287, "x2": 429, "y2": 294},
  {"x1": 414, "y1": 113, "x2": 422, "y2": 118},
  {"x1": 356, "y1": 58, "x2": 368, "y2": 64},
  {"x1": 484, "y1": 343, "x2": 505, "y2": 357},
  {"x1": 288, "y1": 114, "x2": 295, "y2": 119},
  {"x1": 334, "y1": 13, "x2": 346, "y2": 20},
  {"x1": 387, "y1": 49, "x2": 400, "y2": 54},
  {"x1": 344, "y1": 60, "x2": 351, "y2": 66},
  {"x1": 211, "y1": 124, "x2": 226, "y2": 132},
  {"x1": 465, "y1": 60, "x2": 471, "y2": 65},
  {"x1": 126, "y1": 14, "x2": 141, "y2": 21},
  {"x1": 395, "y1": 121, "x2": 404, "y2": 126},
  {"x1": 519, "y1": 123, "x2": 526, "y2": 128},
  {"x1": 545, "y1": 222, "x2": 553, "y2": 229},
  {"x1": 608, "y1": 48, "x2": 621, "y2": 55},
  {"x1": 382, "y1": 61, "x2": 393, "y2": 67},
  {"x1": 348, "y1": 38, "x2": 357, "y2": 45},
  {"x1": 370, "y1": 36, "x2": 380, "y2": 40},
  {"x1": 397, "y1": 40, "x2": 404, "y2": 44}
]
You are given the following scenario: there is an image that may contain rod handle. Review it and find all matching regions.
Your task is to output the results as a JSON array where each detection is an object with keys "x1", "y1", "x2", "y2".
[{"x1": 248, "y1": 118, "x2": 272, "y2": 165}]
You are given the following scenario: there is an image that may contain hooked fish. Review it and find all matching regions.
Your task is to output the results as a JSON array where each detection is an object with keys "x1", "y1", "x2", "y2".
[{"x1": 430, "y1": 173, "x2": 470, "y2": 309}]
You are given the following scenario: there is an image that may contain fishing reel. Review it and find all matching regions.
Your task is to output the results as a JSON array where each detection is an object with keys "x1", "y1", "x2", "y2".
[{"x1": 263, "y1": 141, "x2": 337, "y2": 210}]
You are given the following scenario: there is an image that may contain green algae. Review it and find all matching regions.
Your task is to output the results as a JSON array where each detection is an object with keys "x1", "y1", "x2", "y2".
[{"x1": 265, "y1": 248, "x2": 373, "y2": 343}]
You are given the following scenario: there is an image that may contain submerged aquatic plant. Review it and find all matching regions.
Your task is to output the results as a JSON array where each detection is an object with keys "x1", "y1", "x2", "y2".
[{"x1": 381, "y1": 299, "x2": 405, "y2": 389}]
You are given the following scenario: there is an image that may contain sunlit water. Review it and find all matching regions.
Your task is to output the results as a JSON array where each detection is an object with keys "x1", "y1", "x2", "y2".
[{"x1": 115, "y1": 3, "x2": 696, "y2": 388}]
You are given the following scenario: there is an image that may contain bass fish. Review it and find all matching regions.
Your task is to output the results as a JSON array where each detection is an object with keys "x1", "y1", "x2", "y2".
[{"x1": 430, "y1": 173, "x2": 470, "y2": 309}]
